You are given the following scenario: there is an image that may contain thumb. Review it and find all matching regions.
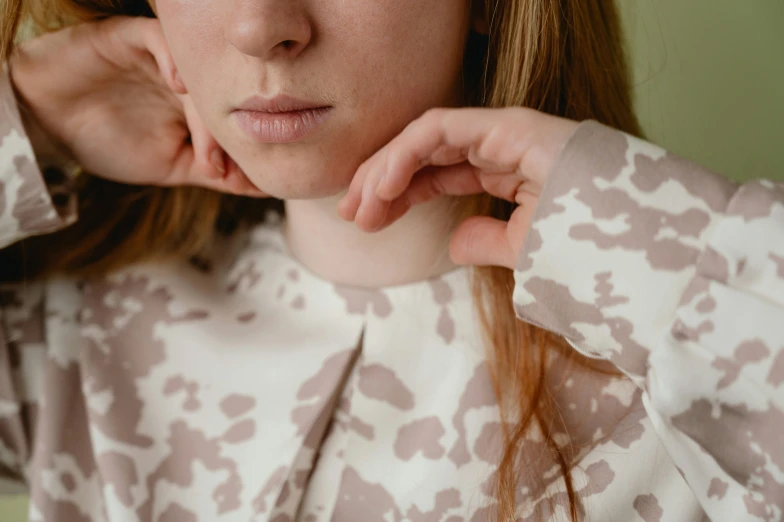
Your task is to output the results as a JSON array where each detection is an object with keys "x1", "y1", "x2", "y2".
[{"x1": 450, "y1": 216, "x2": 516, "y2": 269}]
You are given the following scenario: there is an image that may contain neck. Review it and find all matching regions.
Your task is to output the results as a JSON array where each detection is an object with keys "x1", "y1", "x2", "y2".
[{"x1": 284, "y1": 195, "x2": 459, "y2": 288}]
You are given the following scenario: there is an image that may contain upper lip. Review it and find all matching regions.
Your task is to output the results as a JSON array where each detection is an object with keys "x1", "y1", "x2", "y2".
[{"x1": 235, "y1": 95, "x2": 330, "y2": 113}]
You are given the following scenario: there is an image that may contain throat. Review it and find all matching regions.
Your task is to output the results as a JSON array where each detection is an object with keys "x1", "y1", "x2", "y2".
[{"x1": 284, "y1": 195, "x2": 460, "y2": 288}]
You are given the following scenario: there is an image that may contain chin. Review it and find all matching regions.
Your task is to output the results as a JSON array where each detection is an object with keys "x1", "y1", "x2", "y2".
[
  {"x1": 264, "y1": 184, "x2": 346, "y2": 201},
  {"x1": 243, "y1": 166, "x2": 353, "y2": 201},
  {"x1": 230, "y1": 138, "x2": 370, "y2": 200}
]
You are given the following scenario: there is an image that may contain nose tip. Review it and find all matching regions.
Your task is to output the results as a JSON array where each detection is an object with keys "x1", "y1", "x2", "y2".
[{"x1": 227, "y1": 7, "x2": 312, "y2": 60}]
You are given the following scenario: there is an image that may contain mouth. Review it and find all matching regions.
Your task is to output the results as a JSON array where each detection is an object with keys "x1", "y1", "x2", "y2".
[
  {"x1": 233, "y1": 108, "x2": 333, "y2": 144},
  {"x1": 232, "y1": 95, "x2": 333, "y2": 144}
]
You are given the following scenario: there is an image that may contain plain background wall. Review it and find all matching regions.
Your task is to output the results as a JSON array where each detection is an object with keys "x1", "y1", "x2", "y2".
[
  {"x1": 622, "y1": 0, "x2": 783, "y2": 182},
  {"x1": 1, "y1": 0, "x2": 782, "y2": 520}
]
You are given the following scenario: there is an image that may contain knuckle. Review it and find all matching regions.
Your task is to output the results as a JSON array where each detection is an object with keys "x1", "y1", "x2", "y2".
[
  {"x1": 430, "y1": 174, "x2": 447, "y2": 196},
  {"x1": 505, "y1": 106, "x2": 532, "y2": 120},
  {"x1": 422, "y1": 107, "x2": 447, "y2": 125}
]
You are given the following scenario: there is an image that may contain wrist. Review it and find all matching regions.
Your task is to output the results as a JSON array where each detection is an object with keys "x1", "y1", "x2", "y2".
[{"x1": 7, "y1": 52, "x2": 78, "y2": 170}]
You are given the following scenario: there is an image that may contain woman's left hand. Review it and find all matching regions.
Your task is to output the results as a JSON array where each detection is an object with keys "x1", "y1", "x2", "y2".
[{"x1": 337, "y1": 107, "x2": 580, "y2": 270}]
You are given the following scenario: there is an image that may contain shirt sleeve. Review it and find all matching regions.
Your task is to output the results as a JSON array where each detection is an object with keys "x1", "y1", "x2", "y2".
[
  {"x1": 0, "y1": 280, "x2": 47, "y2": 494},
  {"x1": 0, "y1": 62, "x2": 76, "y2": 250},
  {"x1": 512, "y1": 120, "x2": 784, "y2": 522},
  {"x1": 0, "y1": 61, "x2": 75, "y2": 494}
]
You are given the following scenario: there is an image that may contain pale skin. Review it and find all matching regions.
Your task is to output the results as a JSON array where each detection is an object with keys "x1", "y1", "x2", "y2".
[
  {"x1": 337, "y1": 107, "x2": 579, "y2": 270},
  {"x1": 10, "y1": 4, "x2": 579, "y2": 286}
]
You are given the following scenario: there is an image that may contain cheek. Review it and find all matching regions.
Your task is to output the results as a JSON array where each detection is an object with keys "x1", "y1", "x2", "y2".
[
  {"x1": 236, "y1": 144, "x2": 369, "y2": 199},
  {"x1": 245, "y1": 5, "x2": 470, "y2": 199},
  {"x1": 352, "y1": 4, "x2": 470, "y2": 112},
  {"x1": 155, "y1": 1, "x2": 222, "y2": 86},
  {"x1": 156, "y1": 1, "x2": 234, "y2": 148},
  {"x1": 153, "y1": 0, "x2": 471, "y2": 199}
]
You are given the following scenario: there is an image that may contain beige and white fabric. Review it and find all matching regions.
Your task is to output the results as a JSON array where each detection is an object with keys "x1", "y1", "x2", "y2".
[{"x1": 1, "y1": 66, "x2": 782, "y2": 521}]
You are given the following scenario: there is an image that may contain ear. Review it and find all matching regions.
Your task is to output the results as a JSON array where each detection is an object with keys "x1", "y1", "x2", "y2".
[{"x1": 471, "y1": 0, "x2": 490, "y2": 35}]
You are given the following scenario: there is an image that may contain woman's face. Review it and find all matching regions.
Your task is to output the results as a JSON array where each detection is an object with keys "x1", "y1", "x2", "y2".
[{"x1": 155, "y1": 0, "x2": 481, "y2": 199}]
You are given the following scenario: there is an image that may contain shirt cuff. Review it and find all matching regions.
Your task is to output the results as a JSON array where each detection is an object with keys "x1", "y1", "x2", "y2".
[{"x1": 512, "y1": 120, "x2": 737, "y2": 380}]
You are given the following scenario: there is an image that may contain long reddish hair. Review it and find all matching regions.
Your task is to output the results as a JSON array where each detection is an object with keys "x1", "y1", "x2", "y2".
[{"x1": 1, "y1": 1, "x2": 643, "y2": 519}]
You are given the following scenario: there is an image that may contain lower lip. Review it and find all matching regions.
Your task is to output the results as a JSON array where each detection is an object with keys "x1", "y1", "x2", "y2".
[{"x1": 233, "y1": 107, "x2": 332, "y2": 144}]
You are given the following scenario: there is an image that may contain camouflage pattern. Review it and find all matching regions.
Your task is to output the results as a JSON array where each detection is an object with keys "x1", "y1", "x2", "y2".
[
  {"x1": 0, "y1": 63, "x2": 780, "y2": 521},
  {"x1": 0, "y1": 65, "x2": 76, "y2": 245},
  {"x1": 515, "y1": 121, "x2": 784, "y2": 521}
]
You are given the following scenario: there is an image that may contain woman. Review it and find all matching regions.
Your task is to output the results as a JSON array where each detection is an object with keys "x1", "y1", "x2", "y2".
[{"x1": 0, "y1": 0, "x2": 781, "y2": 521}]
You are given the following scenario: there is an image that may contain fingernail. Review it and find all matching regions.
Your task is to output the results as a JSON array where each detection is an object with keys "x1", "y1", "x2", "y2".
[
  {"x1": 336, "y1": 198, "x2": 348, "y2": 219},
  {"x1": 339, "y1": 198, "x2": 357, "y2": 220},
  {"x1": 355, "y1": 201, "x2": 367, "y2": 224},
  {"x1": 210, "y1": 149, "x2": 226, "y2": 175}
]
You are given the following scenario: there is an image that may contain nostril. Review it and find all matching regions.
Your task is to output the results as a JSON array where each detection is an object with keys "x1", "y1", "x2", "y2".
[{"x1": 281, "y1": 40, "x2": 295, "y2": 49}]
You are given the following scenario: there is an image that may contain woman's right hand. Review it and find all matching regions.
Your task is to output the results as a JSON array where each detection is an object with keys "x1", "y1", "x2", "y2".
[{"x1": 9, "y1": 16, "x2": 263, "y2": 196}]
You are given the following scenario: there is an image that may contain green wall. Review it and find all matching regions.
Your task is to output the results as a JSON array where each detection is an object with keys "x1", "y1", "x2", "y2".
[
  {"x1": 0, "y1": 1, "x2": 782, "y2": 520},
  {"x1": 621, "y1": 0, "x2": 783, "y2": 182}
]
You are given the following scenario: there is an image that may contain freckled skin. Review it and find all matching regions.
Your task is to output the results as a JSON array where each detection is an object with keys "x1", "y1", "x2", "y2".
[
  {"x1": 155, "y1": 0, "x2": 476, "y2": 199},
  {"x1": 2, "y1": 24, "x2": 784, "y2": 519}
]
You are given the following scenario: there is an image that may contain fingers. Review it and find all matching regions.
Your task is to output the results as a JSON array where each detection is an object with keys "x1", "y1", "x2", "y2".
[
  {"x1": 366, "y1": 164, "x2": 487, "y2": 231},
  {"x1": 181, "y1": 95, "x2": 226, "y2": 179},
  {"x1": 342, "y1": 160, "x2": 537, "y2": 233},
  {"x1": 180, "y1": 96, "x2": 266, "y2": 197},
  {"x1": 106, "y1": 17, "x2": 182, "y2": 94},
  {"x1": 206, "y1": 157, "x2": 268, "y2": 196},
  {"x1": 449, "y1": 216, "x2": 516, "y2": 269},
  {"x1": 139, "y1": 20, "x2": 182, "y2": 93},
  {"x1": 450, "y1": 189, "x2": 538, "y2": 269},
  {"x1": 338, "y1": 107, "x2": 540, "y2": 229},
  {"x1": 337, "y1": 170, "x2": 365, "y2": 221},
  {"x1": 143, "y1": 26, "x2": 265, "y2": 197},
  {"x1": 375, "y1": 108, "x2": 526, "y2": 201},
  {"x1": 187, "y1": 154, "x2": 267, "y2": 197},
  {"x1": 402, "y1": 164, "x2": 485, "y2": 205},
  {"x1": 144, "y1": 28, "x2": 261, "y2": 195},
  {"x1": 338, "y1": 109, "x2": 473, "y2": 222},
  {"x1": 339, "y1": 162, "x2": 482, "y2": 232}
]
